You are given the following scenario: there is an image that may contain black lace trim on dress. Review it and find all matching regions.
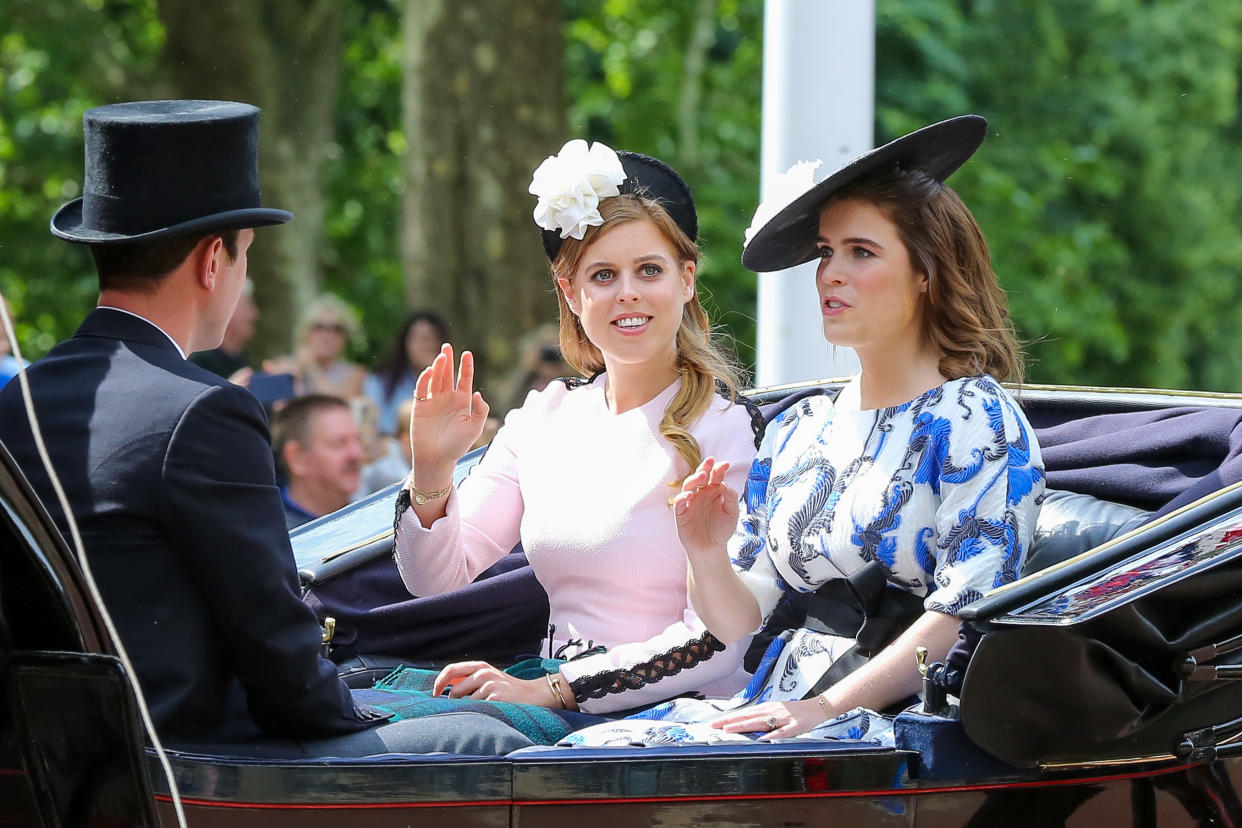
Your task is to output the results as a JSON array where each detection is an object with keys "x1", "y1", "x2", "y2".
[
  {"x1": 713, "y1": 380, "x2": 766, "y2": 449},
  {"x1": 554, "y1": 375, "x2": 593, "y2": 390},
  {"x1": 393, "y1": 486, "x2": 411, "y2": 536},
  {"x1": 567, "y1": 630, "x2": 727, "y2": 703}
]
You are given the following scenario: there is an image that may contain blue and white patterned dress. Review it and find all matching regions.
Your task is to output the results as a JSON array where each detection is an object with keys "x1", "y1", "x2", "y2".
[
  {"x1": 555, "y1": 375, "x2": 1046, "y2": 748},
  {"x1": 734, "y1": 374, "x2": 1044, "y2": 624}
]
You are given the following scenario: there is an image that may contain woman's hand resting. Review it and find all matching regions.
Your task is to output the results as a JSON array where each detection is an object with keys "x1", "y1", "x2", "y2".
[
  {"x1": 409, "y1": 344, "x2": 491, "y2": 476},
  {"x1": 432, "y1": 660, "x2": 575, "y2": 710},
  {"x1": 711, "y1": 697, "x2": 829, "y2": 740},
  {"x1": 674, "y1": 456, "x2": 739, "y2": 558}
]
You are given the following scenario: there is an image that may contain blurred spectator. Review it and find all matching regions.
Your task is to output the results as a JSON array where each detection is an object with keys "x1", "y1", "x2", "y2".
[
  {"x1": 497, "y1": 323, "x2": 574, "y2": 414},
  {"x1": 272, "y1": 394, "x2": 365, "y2": 529},
  {"x1": 350, "y1": 395, "x2": 386, "y2": 466},
  {"x1": 355, "y1": 395, "x2": 497, "y2": 500},
  {"x1": 0, "y1": 298, "x2": 27, "y2": 388},
  {"x1": 190, "y1": 279, "x2": 258, "y2": 380},
  {"x1": 363, "y1": 310, "x2": 447, "y2": 435},
  {"x1": 357, "y1": 398, "x2": 413, "y2": 497},
  {"x1": 270, "y1": 295, "x2": 367, "y2": 400}
]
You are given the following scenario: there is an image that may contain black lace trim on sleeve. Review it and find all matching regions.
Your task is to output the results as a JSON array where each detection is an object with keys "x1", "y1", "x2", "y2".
[
  {"x1": 393, "y1": 486, "x2": 411, "y2": 536},
  {"x1": 567, "y1": 630, "x2": 727, "y2": 703}
]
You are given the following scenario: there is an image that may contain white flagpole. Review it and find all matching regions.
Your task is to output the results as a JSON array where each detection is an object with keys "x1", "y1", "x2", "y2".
[{"x1": 756, "y1": 0, "x2": 873, "y2": 385}]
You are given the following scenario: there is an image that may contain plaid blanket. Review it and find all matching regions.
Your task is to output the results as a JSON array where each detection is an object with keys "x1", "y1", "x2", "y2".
[{"x1": 351, "y1": 661, "x2": 604, "y2": 745}]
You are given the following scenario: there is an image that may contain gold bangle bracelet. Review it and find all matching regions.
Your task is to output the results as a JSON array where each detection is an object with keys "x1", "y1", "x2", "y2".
[{"x1": 545, "y1": 673, "x2": 568, "y2": 709}]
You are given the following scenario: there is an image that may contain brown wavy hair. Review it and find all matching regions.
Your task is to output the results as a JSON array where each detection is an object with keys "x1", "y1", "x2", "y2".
[
  {"x1": 550, "y1": 194, "x2": 741, "y2": 486},
  {"x1": 831, "y1": 168, "x2": 1023, "y2": 383}
]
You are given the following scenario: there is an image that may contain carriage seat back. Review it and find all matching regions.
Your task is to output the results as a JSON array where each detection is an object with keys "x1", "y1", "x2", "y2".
[{"x1": 1022, "y1": 489, "x2": 1151, "y2": 577}]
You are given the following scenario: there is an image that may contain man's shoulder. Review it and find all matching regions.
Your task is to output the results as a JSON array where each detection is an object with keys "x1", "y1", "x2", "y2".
[{"x1": 0, "y1": 334, "x2": 259, "y2": 439}]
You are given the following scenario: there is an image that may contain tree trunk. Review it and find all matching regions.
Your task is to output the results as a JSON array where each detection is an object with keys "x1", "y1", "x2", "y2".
[
  {"x1": 401, "y1": 0, "x2": 566, "y2": 392},
  {"x1": 154, "y1": 0, "x2": 343, "y2": 358}
]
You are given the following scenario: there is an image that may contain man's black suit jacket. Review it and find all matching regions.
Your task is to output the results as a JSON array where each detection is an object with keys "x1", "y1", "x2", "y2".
[{"x1": 0, "y1": 308, "x2": 374, "y2": 740}]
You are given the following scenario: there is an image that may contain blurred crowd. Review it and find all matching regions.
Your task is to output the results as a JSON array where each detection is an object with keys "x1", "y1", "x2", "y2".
[{"x1": 176, "y1": 282, "x2": 573, "y2": 529}]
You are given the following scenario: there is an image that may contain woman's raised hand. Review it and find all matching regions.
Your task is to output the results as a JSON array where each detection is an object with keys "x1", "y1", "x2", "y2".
[
  {"x1": 674, "y1": 456, "x2": 739, "y2": 558},
  {"x1": 409, "y1": 344, "x2": 491, "y2": 474}
]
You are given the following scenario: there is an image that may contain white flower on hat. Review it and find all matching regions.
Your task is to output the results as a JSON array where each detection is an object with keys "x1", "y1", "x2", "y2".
[
  {"x1": 530, "y1": 139, "x2": 627, "y2": 240},
  {"x1": 743, "y1": 159, "x2": 823, "y2": 247}
]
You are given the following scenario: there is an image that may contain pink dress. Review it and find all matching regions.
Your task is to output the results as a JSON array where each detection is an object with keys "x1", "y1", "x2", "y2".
[{"x1": 394, "y1": 374, "x2": 760, "y2": 714}]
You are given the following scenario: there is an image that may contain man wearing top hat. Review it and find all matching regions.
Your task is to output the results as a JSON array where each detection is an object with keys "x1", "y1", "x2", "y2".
[{"x1": 0, "y1": 100, "x2": 529, "y2": 755}]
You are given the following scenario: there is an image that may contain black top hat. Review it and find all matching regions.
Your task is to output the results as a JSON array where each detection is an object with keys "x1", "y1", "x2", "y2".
[
  {"x1": 540, "y1": 151, "x2": 697, "y2": 261},
  {"x1": 51, "y1": 100, "x2": 292, "y2": 244},
  {"x1": 741, "y1": 115, "x2": 988, "y2": 273}
]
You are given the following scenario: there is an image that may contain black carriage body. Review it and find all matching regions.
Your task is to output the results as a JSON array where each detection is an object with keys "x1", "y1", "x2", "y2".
[{"x1": 5, "y1": 382, "x2": 1242, "y2": 827}]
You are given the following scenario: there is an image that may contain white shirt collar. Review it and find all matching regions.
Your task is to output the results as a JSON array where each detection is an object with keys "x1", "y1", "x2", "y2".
[{"x1": 97, "y1": 306, "x2": 188, "y2": 360}]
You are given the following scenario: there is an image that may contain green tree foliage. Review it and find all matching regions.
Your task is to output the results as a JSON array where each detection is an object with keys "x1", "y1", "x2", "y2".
[
  {"x1": 321, "y1": 0, "x2": 406, "y2": 367},
  {"x1": 564, "y1": 0, "x2": 765, "y2": 372},
  {"x1": 0, "y1": 0, "x2": 162, "y2": 356},
  {"x1": 4, "y1": 0, "x2": 1242, "y2": 392},
  {"x1": 877, "y1": 0, "x2": 1242, "y2": 390}
]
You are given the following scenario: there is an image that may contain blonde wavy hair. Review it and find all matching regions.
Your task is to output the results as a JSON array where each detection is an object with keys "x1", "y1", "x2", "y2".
[
  {"x1": 550, "y1": 194, "x2": 741, "y2": 487},
  {"x1": 832, "y1": 169, "x2": 1023, "y2": 383}
]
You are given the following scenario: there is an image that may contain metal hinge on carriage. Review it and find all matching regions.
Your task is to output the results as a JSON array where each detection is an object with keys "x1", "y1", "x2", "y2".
[
  {"x1": 916, "y1": 646, "x2": 954, "y2": 718},
  {"x1": 1177, "y1": 630, "x2": 1242, "y2": 682},
  {"x1": 1175, "y1": 714, "x2": 1242, "y2": 762},
  {"x1": 321, "y1": 616, "x2": 336, "y2": 658},
  {"x1": 1173, "y1": 631, "x2": 1242, "y2": 762}
]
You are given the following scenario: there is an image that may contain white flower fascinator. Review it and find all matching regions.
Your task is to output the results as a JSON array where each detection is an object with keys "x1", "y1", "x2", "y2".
[
  {"x1": 743, "y1": 159, "x2": 822, "y2": 247},
  {"x1": 529, "y1": 139, "x2": 627, "y2": 241}
]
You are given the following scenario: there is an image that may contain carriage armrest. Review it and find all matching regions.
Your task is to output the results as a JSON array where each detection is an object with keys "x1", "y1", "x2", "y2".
[
  {"x1": 1023, "y1": 489, "x2": 1150, "y2": 577},
  {"x1": 962, "y1": 482, "x2": 1242, "y2": 625}
]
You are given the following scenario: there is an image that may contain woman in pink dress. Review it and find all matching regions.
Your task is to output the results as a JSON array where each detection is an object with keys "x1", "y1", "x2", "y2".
[{"x1": 393, "y1": 141, "x2": 761, "y2": 715}]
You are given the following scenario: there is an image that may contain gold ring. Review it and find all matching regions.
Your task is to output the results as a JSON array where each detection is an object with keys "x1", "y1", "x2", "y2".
[
  {"x1": 764, "y1": 716, "x2": 777, "y2": 730},
  {"x1": 416, "y1": 396, "x2": 430, "y2": 401}
]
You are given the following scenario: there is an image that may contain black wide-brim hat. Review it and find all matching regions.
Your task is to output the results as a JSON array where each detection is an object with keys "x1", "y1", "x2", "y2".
[
  {"x1": 51, "y1": 100, "x2": 292, "y2": 244},
  {"x1": 540, "y1": 151, "x2": 697, "y2": 261},
  {"x1": 741, "y1": 115, "x2": 988, "y2": 273}
]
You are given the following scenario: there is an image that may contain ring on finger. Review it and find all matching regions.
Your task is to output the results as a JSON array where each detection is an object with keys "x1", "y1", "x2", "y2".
[
  {"x1": 416, "y1": 396, "x2": 430, "y2": 401},
  {"x1": 764, "y1": 716, "x2": 777, "y2": 730}
]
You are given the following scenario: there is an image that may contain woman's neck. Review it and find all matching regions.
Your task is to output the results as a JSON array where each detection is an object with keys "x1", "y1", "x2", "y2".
[
  {"x1": 853, "y1": 337, "x2": 945, "y2": 410},
  {"x1": 600, "y1": 358, "x2": 679, "y2": 414}
]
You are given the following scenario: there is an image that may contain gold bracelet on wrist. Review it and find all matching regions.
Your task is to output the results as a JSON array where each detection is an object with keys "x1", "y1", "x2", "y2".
[
  {"x1": 545, "y1": 673, "x2": 568, "y2": 709},
  {"x1": 815, "y1": 694, "x2": 831, "y2": 720},
  {"x1": 408, "y1": 479, "x2": 452, "y2": 505}
]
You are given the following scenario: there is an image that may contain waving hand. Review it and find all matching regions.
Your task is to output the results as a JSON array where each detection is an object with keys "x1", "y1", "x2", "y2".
[
  {"x1": 674, "y1": 457, "x2": 739, "y2": 560},
  {"x1": 406, "y1": 344, "x2": 491, "y2": 518}
]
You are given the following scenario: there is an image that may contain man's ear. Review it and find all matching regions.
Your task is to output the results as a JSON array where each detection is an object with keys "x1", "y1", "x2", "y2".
[
  {"x1": 282, "y1": 441, "x2": 306, "y2": 479},
  {"x1": 556, "y1": 274, "x2": 579, "y2": 315},
  {"x1": 195, "y1": 236, "x2": 225, "y2": 292}
]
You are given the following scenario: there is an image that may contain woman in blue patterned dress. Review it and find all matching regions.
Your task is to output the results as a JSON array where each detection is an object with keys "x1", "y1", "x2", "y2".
[{"x1": 674, "y1": 116, "x2": 1045, "y2": 739}]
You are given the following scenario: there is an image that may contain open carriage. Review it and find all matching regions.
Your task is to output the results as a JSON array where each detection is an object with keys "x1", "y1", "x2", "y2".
[{"x1": 4, "y1": 379, "x2": 1242, "y2": 827}]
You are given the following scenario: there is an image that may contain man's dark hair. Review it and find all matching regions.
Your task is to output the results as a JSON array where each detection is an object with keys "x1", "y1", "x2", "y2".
[
  {"x1": 271, "y1": 394, "x2": 351, "y2": 478},
  {"x1": 90, "y1": 228, "x2": 241, "y2": 292}
]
